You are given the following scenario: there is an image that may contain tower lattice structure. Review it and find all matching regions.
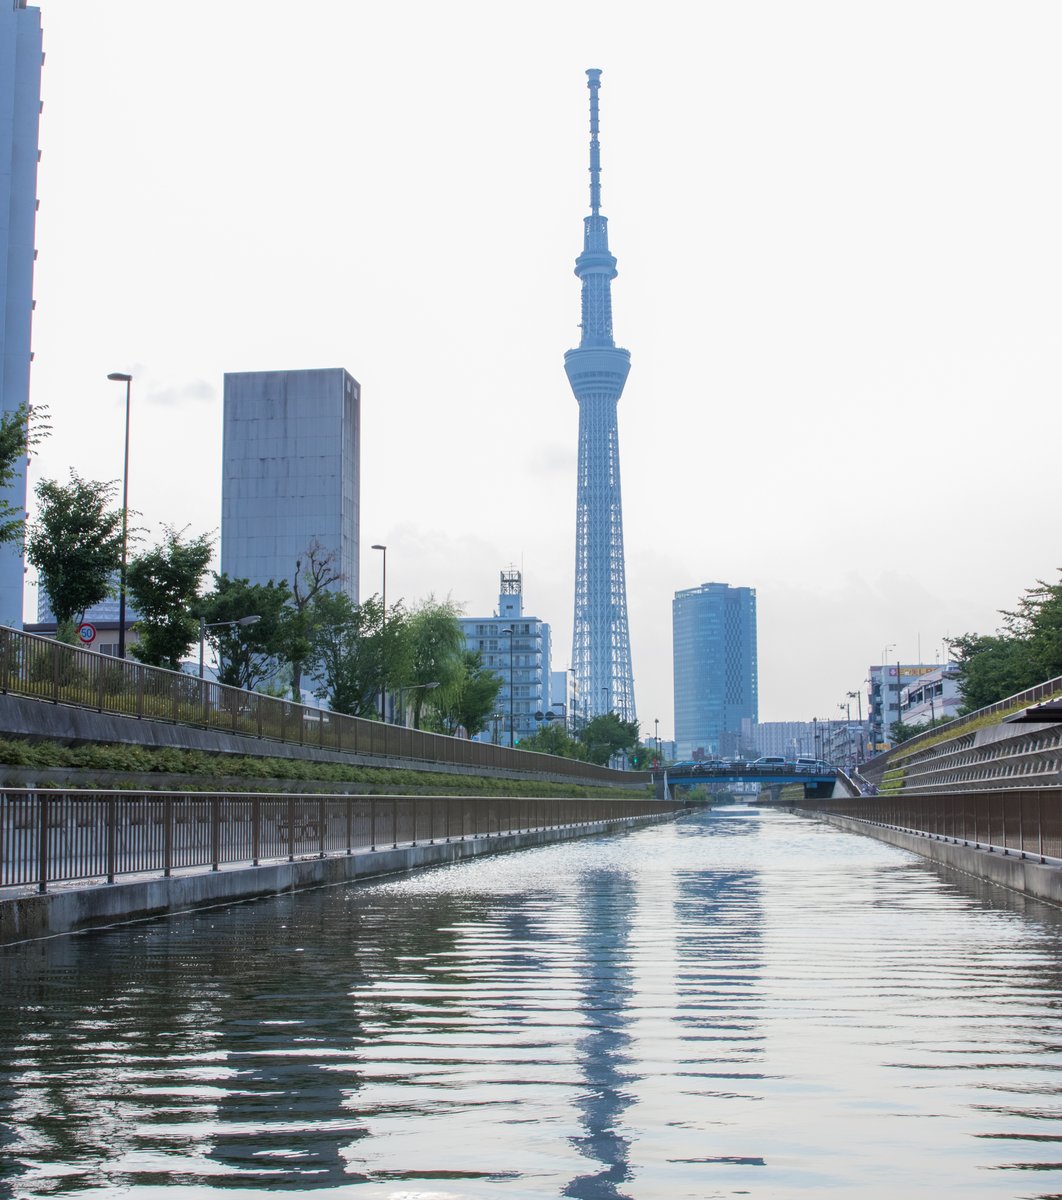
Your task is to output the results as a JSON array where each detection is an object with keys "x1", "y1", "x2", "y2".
[{"x1": 564, "y1": 69, "x2": 636, "y2": 726}]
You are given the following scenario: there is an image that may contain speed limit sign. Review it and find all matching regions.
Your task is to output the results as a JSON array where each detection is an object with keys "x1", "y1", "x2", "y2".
[{"x1": 77, "y1": 623, "x2": 97, "y2": 645}]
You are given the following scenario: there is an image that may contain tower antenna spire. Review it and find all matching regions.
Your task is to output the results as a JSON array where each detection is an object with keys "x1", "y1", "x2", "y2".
[{"x1": 587, "y1": 68, "x2": 602, "y2": 215}]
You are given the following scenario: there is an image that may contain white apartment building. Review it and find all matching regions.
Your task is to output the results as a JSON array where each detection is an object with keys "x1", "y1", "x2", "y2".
[{"x1": 458, "y1": 569, "x2": 552, "y2": 746}]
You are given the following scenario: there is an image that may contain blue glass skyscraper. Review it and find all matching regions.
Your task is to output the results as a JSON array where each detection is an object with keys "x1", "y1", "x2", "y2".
[
  {"x1": 673, "y1": 583, "x2": 758, "y2": 759},
  {"x1": 565, "y1": 69, "x2": 636, "y2": 724}
]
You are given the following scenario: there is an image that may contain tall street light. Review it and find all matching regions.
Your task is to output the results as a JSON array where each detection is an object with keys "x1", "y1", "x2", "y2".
[
  {"x1": 847, "y1": 689, "x2": 864, "y2": 762},
  {"x1": 882, "y1": 643, "x2": 896, "y2": 746},
  {"x1": 107, "y1": 372, "x2": 132, "y2": 658},
  {"x1": 371, "y1": 544, "x2": 387, "y2": 719},
  {"x1": 396, "y1": 680, "x2": 440, "y2": 728},
  {"x1": 199, "y1": 614, "x2": 261, "y2": 679},
  {"x1": 502, "y1": 627, "x2": 515, "y2": 747}
]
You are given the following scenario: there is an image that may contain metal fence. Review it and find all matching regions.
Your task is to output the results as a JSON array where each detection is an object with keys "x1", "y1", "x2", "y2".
[
  {"x1": 0, "y1": 625, "x2": 646, "y2": 785},
  {"x1": 0, "y1": 789, "x2": 678, "y2": 893},
  {"x1": 799, "y1": 788, "x2": 1062, "y2": 863}
]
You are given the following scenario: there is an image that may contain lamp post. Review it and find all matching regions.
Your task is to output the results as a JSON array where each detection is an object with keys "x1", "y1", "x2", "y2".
[
  {"x1": 847, "y1": 689, "x2": 864, "y2": 762},
  {"x1": 371, "y1": 544, "x2": 387, "y2": 718},
  {"x1": 396, "y1": 680, "x2": 439, "y2": 728},
  {"x1": 601, "y1": 686, "x2": 608, "y2": 715},
  {"x1": 502, "y1": 627, "x2": 515, "y2": 747},
  {"x1": 654, "y1": 717, "x2": 660, "y2": 766},
  {"x1": 107, "y1": 372, "x2": 132, "y2": 658},
  {"x1": 882, "y1": 643, "x2": 896, "y2": 746},
  {"x1": 199, "y1": 614, "x2": 261, "y2": 679}
]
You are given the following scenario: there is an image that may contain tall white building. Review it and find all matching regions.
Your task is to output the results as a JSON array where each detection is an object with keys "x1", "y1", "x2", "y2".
[
  {"x1": 0, "y1": 1, "x2": 43, "y2": 626},
  {"x1": 221, "y1": 369, "x2": 360, "y2": 601},
  {"x1": 458, "y1": 569, "x2": 552, "y2": 745}
]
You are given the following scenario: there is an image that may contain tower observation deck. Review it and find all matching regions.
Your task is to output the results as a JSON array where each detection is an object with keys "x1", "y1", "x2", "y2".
[{"x1": 564, "y1": 68, "x2": 636, "y2": 725}]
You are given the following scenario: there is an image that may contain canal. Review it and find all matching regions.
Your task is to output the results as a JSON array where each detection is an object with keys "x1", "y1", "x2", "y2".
[{"x1": 3, "y1": 805, "x2": 1062, "y2": 1198}]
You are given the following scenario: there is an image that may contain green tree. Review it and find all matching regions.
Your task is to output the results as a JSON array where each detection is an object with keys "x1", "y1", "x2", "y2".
[
  {"x1": 403, "y1": 598, "x2": 467, "y2": 728},
  {"x1": 516, "y1": 720, "x2": 586, "y2": 759},
  {"x1": 952, "y1": 632, "x2": 1036, "y2": 714},
  {"x1": 26, "y1": 471, "x2": 123, "y2": 641},
  {"x1": 575, "y1": 712, "x2": 640, "y2": 766},
  {"x1": 197, "y1": 574, "x2": 290, "y2": 691},
  {"x1": 429, "y1": 650, "x2": 503, "y2": 737},
  {"x1": 307, "y1": 591, "x2": 399, "y2": 717},
  {"x1": 285, "y1": 539, "x2": 344, "y2": 701},
  {"x1": 127, "y1": 527, "x2": 213, "y2": 671},
  {"x1": 0, "y1": 403, "x2": 48, "y2": 546}
]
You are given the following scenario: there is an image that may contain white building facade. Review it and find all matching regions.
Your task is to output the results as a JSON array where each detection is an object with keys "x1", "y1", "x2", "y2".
[
  {"x1": 0, "y1": 1, "x2": 42, "y2": 626},
  {"x1": 458, "y1": 569, "x2": 552, "y2": 746},
  {"x1": 221, "y1": 369, "x2": 360, "y2": 601}
]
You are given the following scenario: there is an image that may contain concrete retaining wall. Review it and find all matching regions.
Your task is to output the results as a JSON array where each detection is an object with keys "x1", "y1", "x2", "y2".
[
  {"x1": 0, "y1": 812, "x2": 675, "y2": 944},
  {"x1": 804, "y1": 810, "x2": 1062, "y2": 905}
]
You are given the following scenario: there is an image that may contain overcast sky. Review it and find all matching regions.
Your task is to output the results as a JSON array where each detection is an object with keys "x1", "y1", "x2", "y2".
[{"x1": 23, "y1": 1, "x2": 1062, "y2": 737}]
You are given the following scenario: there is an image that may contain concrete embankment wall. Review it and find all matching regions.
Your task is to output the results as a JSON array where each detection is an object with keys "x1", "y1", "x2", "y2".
[
  {"x1": 804, "y1": 810, "x2": 1062, "y2": 906},
  {"x1": 0, "y1": 812, "x2": 675, "y2": 945}
]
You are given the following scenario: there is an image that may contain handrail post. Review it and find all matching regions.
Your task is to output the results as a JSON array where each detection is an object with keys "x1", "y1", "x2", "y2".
[
  {"x1": 346, "y1": 796, "x2": 353, "y2": 856},
  {"x1": 370, "y1": 798, "x2": 376, "y2": 851},
  {"x1": 164, "y1": 795, "x2": 173, "y2": 877},
  {"x1": 1039, "y1": 790, "x2": 1045, "y2": 863},
  {"x1": 252, "y1": 796, "x2": 261, "y2": 866},
  {"x1": 318, "y1": 797, "x2": 325, "y2": 858},
  {"x1": 211, "y1": 796, "x2": 220, "y2": 871},
  {"x1": 106, "y1": 795, "x2": 117, "y2": 884},
  {"x1": 287, "y1": 796, "x2": 295, "y2": 862},
  {"x1": 37, "y1": 792, "x2": 48, "y2": 894},
  {"x1": 392, "y1": 798, "x2": 398, "y2": 849}
]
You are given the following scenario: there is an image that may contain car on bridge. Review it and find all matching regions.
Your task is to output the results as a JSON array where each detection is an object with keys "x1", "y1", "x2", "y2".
[{"x1": 751, "y1": 756, "x2": 787, "y2": 770}]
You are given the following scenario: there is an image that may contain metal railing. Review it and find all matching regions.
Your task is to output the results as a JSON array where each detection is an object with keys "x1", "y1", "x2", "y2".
[
  {"x1": 0, "y1": 790, "x2": 679, "y2": 893},
  {"x1": 863, "y1": 673, "x2": 1062, "y2": 786},
  {"x1": 798, "y1": 787, "x2": 1062, "y2": 863},
  {"x1": 0, "y1": 626, "x2": 648, "y2": 785}
]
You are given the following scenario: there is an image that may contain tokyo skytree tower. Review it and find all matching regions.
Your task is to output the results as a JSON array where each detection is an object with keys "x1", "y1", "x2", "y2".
[{"x1": 564, "y1": 69, "x2": 636, "y2": 725}]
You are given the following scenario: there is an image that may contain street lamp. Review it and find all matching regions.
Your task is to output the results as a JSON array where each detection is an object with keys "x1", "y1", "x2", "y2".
[
  {"x1": 371, "y1": 544, "x2": 386, "y2": 718},
  {"x1": 654, "y1": 717, "x2": 660, "y2": 765},
  {"x1": 847, "y1": 689, "x2": 864, "y2": 762},
  {"x1": 882, "y1": 643, "x2": 896, "y2": 744},
  {"x1": 396, "y1": 680, "x2": 439, "y2": 728},
  {"x1": 199, "y1": 614, "x2": 261, "y2": 679},
  {"x1": 502, "y1": 627, "x2": 515, "y2": 747},
  {"x1": 107, "y1": 372, "x2": 132, "y2": 659}
]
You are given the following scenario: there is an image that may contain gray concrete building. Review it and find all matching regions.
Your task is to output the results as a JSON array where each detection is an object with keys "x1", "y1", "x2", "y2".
[
  {"x1": 0, "y1": 1, "x2": 43, "y2": 626},
  {"x1": 221, "y1": 369, "x2": 360, "y2": 602}
]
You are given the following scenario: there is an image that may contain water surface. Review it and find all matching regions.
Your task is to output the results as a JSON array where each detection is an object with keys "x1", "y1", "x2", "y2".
[{"x1": 3, "y1": 806, "x2": 1062, "y2": 1198}]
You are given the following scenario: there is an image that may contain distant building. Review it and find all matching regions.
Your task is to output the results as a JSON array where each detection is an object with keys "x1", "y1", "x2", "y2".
[
  {"x1": 34, "y1": 587, "x2": 140, "y2": 657},
  {"x1": 900, "y1": 664, "x2": 961, "y2": 726},
  {"x1": 221, "y1": 368, "x2": 360, "y2": 601},
  {"x1": 457, "y1": 568, "x2": 552, "y2": 745},
  {"x1": 751, "y1": 721, "x2": 817, "y2": 760},
  {"x1": 868, "y1": 662, "x2": 941, "y2": 748},
  {"x1": 0, "y1": 1, "x2": 43, "y2": 627},
  {"x1": 673, "y1": 582, "x2": 758, "y2": 759}
]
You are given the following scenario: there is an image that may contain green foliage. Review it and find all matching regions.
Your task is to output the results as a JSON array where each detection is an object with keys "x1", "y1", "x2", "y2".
[
  {"x1": 0, "y1": 403, "x2": 48, "y2": 546},
  {"x1": 285, "y1": 539, "x2": 344, "y2": 700},
  {"x1": 515, "y1": 721, "x2": 586, "y2": 759},
  {"x1": 888, "y1": 714, "x2": 960, "y2": 746},
  {"x1": 197, "y1": 574, "x2": 290, "y2": 690},
  {"x1": 0, "y1": 737, "x2": 649, "y2": 799},
  {"x1": 429, "y1": 650, "x2": 503, "y2": 737},
  {"x1": 26, "y1": 471, "x2": 123, "y2": 636},
  {"x1": 307, "y1": 591, "x2": 394, "y2": 717},
  {"x1": 951, "y1": 574, "x2": 1062, "y2": 714},
  {"x1": 575, "y1": 713, "x2": 640, "y2": 766},
  {"x1": 128, "y1": 526, "x2": 213, "y2": 671},
  {"x1": 403, "y1": 598, "x2": 467, "y2": 728}
]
